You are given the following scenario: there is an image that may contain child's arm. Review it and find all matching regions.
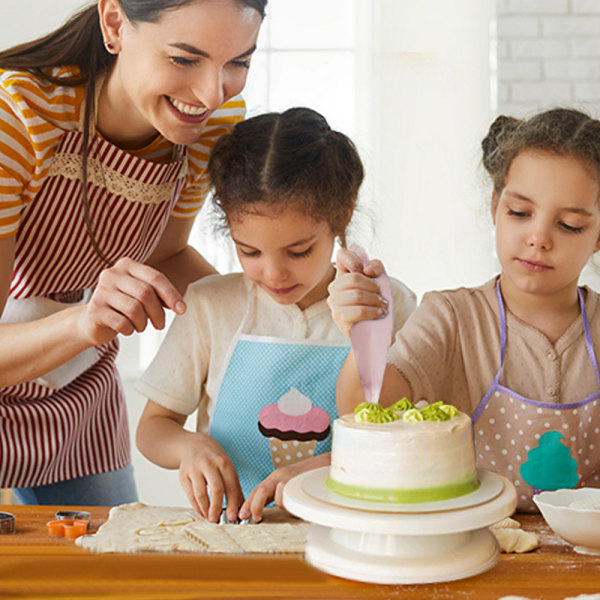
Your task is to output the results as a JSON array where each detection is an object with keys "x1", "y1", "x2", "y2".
[
  {"x1": 136, "y1": 399, "x2": 243, "y2": 523},
  {"x1": 238, "y1": 452, "x2": 332, "y2": 522}
]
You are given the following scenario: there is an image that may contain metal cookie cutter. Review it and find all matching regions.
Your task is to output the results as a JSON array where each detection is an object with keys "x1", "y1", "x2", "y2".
[
  {"x1": 47, "y1": 518, "x2": 88, "y2": 539},
  {"x1": 218, "y1": 508, "x2": 257, "y2": 525},
  {"x1": 0, "y1": 512, "x2": 15, "y2": 534},
  {"x1": 55, "y1": 510, "x2": 91, "y2": 523}
]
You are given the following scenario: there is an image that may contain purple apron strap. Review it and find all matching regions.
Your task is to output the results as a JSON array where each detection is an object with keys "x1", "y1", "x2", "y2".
[{"x1": 579, "y1": 288, "x2": 600, "y2": 384}]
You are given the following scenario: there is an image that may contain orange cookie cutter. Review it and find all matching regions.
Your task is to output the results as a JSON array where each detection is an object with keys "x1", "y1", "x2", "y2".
[{"x1": 47, "y1": 518, "x2": 88, "y2": 539}]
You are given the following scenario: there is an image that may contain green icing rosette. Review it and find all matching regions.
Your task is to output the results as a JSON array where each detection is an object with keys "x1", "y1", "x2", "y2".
[
  {"x1": 403, "y1": 401, "x2": 459, "y2": 422},
  {"x1": 439, "y1": 403, "x2": 459, "y2": 418},
  {"x1": 353, "y1": 400, "x2": 459, "y2": 424},
  {"x1": 388, "y1": 397, "x2": 414, "y2": 412},
  {"x1": 402, "y1": 408, "x2": 424, "y2": 422},
  {"x1": 353, "y1": 402, "x2": 399, "y2": 424}
]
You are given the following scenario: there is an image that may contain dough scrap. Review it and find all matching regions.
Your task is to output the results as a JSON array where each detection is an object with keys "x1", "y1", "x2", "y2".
[
  {"x1": 489, "y1": 517, "x2": 540, "y2": 553},
  {"x1": 76, "y1": 501, "x2": 309, "y2": 554},
  {"x1": 489, "y1": 517, "x2": 521, "y2": 530}
]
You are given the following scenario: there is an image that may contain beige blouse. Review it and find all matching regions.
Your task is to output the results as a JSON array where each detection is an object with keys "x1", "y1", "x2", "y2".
[{"x1": 387, "y1": 276, "x2": 600, "y2": 415}]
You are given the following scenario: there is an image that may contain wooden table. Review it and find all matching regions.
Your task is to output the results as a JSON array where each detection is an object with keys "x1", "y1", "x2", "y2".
[{"x1": 0, "y1": 505, "x2": 598, "y2": 600}]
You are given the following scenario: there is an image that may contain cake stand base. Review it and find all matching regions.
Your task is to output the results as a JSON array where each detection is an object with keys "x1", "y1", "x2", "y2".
[
  {"x1": 283, "y1": 467, "x2": 517, "y2": 585},
  {"x1": 307, "y1": 525, "x2": 499, "y2": 585}
]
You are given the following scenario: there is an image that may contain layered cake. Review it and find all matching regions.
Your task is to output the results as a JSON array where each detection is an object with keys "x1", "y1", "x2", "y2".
[{"x1": 327, "y1": 400, "x2": 480, "y2": 503}]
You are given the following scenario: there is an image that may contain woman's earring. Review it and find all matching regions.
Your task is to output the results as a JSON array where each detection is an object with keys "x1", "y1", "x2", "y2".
[{"x1": 104, "y1": 40, "x2": 117, "y2": 54}]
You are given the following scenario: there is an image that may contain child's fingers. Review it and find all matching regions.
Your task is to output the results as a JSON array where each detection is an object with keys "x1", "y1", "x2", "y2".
[
  {"x1": 338, "y1": 285, "x2": 386, "y2": 308},
  {"x1": 221, "y1": 468, "x2": 244, "y2": 522},
  {"x1": 273, "y1": 480, "x2": 287, "y2": 508},
  {"x1": 340, "y1": 304, "x2": 387, "y2": 325},
  {"x1": 239, "y1": 484, "x2": 269, "y2": 523},
  {"x1": 335, "y1": 248, "x2": 365, "y2": 274},
  {"x1": 180, "y1": 472, "x2": 208, "y2": 518},
  {"x1": 203, "y1": 469, "x2": 226, "y2": 523},
  {"x1": 362, "y1": 259, "x2": 385, "y2": 278},
  {"x1": 328, "y1": 273, "x2": 382, "y2": 305}
]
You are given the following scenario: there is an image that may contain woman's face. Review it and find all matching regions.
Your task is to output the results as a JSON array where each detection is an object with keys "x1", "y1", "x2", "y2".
[{"x1": 100, "y1": 0, "x2": 262, "y2": 148}]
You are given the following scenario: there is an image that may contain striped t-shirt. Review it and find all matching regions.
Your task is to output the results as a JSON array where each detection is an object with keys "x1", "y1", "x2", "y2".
[{"x1": 0, "y1": 66, "x2": 245, "y2": 239}]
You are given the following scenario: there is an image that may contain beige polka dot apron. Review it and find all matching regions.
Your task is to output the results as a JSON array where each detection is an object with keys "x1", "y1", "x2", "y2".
[{"x1": 472, "y1": 280, "x2": 600, "y2": 513}]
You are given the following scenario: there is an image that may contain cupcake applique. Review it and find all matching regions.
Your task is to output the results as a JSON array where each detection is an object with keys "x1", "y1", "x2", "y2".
[{"x1": 258, "y1": 388, "x2": 330, "y2": 468}]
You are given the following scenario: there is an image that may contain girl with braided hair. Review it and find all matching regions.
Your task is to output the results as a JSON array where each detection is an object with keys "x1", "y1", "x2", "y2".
[{"x1": 135, "y1": 107, "x2": 417, "y2": 522}]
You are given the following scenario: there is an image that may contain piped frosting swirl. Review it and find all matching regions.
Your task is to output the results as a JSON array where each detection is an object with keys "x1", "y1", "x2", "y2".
[{"x1": 353, "y1": 398, "x2": 459, "y2": 424}]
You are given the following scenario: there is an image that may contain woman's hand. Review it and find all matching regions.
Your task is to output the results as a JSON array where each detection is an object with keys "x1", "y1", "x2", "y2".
[
  {"x1": 178, "y1": 434, "x2": 244, "y2": 523},
  {"x1": 79, "y1": 257, "x2": 186, "y2": 346},
  {"x1": 327, "y1": 248, "x2": 388, "y2": 336},
  {"x1": 238, "y1": 453, "x2": 331, "y2": 523}
]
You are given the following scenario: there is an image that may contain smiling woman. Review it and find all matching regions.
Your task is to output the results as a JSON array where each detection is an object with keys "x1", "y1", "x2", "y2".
[{"x1": 0, "y1": 0, "x2": 266, "y2": 507}]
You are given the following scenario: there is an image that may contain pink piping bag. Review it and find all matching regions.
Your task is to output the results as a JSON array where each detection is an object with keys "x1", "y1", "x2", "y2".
[{"x1": 349, "y1": 244, "x2": 394, "y2": 405}]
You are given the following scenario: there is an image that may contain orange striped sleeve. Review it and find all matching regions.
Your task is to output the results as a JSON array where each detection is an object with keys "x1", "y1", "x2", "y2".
[
  {"x1": 0, "y1": 69, "x2": 79, "y2": 238},
  {"x1": 171, "y1": 95, "x2": 246, "y2": 220}
]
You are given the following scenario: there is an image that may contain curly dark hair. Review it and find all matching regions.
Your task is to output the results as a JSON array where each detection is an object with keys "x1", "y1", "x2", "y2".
[
  {"x1": 481, "y1": 108, "x2": 600, "y2": 195},
  {"x1": 208, "y1": 107, "x2": 364, "y2": 246}
]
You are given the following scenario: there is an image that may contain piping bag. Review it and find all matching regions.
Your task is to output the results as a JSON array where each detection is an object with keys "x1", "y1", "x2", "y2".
[{"x1": 349, "y1": 244, "x2": 394, "y2": 404}]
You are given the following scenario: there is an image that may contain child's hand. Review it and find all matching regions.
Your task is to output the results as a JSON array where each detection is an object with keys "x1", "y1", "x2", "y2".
[
  {"x1": 178, "y1": 435, "x2": 244, "y2": 523},
  {"x1": 238, "y1": 453, "x2": 331, "y2": 522},
  {"x1": 327, "y1": 248, "x2": 388, "y2": 336}
]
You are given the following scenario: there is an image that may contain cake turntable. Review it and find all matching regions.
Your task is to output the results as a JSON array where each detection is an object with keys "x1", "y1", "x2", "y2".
[{"x1": 283, "y1": 466, "x2": 517, "y2": 585}]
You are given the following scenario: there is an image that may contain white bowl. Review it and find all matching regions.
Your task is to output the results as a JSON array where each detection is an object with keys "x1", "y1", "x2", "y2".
[{"x1": 533, "y1": 488, "x2": 600, "y2": 555}]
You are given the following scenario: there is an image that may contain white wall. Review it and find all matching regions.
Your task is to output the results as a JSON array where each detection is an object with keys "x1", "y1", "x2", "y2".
[
  {"x1": 2, "y1": 0, "x2": 87, "y2": 49},
  {"x1": 367, "y1": 0, "x2": 497, "y2": 298}
]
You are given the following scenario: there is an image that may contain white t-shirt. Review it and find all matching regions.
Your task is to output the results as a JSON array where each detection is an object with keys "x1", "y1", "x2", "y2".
[{"x1": 136, "y1": 272, "x2": 416, "y2": 432}]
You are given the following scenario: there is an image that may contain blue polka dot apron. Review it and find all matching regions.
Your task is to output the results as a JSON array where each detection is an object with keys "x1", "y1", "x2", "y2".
[
  {"x1": 209, "y1": 291, "x2": 350, "y2": 498},
  {"x1": 473, "y1": 280, "x2": 600, "y2": 512}
]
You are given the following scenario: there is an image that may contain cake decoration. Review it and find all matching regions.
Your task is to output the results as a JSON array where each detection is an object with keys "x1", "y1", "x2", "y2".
[
  {"x1": 354, "y1": 402, "x2": 398, "y2": 423},
  {"x1": 353, "y1": 398, "x2": 460, "y2": 424},
  {"x1": 402, "y1": 408, "x2": 424, "y2": 422},
  {"x1": 388, "y1": 398, "x2": 414, "y2": 412},
  {"x1": 418, "y1": 401, "x2": 459, "y2": 422}
]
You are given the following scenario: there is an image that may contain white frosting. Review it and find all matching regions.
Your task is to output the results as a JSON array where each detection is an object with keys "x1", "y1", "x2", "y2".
[
  {"x1": 329, "y1": 412, "x2": 477, "y2": 492},
  {"x1": 278, "y1": 388, "x2": 312, "y2": 416}
]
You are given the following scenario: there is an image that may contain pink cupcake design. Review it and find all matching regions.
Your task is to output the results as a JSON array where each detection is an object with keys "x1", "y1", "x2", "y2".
[{"x1": 258, "y1": 388, "x2": 330, "y2": 468}]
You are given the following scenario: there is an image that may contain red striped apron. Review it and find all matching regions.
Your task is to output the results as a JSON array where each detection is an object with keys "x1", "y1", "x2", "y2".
[{"x1": 0, "y1": 130, "x2": 187, "y2": 488}]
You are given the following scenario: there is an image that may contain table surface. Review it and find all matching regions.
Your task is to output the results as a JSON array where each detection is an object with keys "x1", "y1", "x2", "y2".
[{"x1": 0, "y1": 504, "x2": 598, "y2": 600}]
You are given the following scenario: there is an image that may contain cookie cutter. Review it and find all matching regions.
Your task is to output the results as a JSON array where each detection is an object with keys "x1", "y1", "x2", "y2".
[
  {"x1": 55, "y1": 510, "x2": 91, "y2": 523},
  {"x1": 47, "y1": 518, "x2": 88, "y2": 539},
  {"x1": 0, "y1": 512, "x2": 15, "y2": 534},
  {"x1": 218, "y1": 509, "x2": 257, "y2": 525}
]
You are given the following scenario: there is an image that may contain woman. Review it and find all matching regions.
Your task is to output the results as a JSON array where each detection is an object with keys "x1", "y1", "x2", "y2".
[{"x1": 0, "y1": 0, "x2": 266, "y2": 505}]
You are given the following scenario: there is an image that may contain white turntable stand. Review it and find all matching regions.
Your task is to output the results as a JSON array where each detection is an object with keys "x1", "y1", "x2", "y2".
[{"x1": 283, "y1": 467, "x2": 517, "y2": 585}]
